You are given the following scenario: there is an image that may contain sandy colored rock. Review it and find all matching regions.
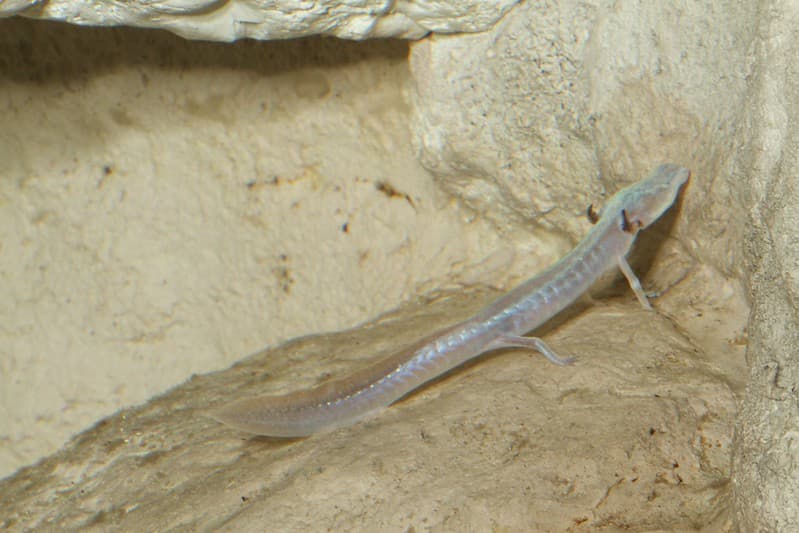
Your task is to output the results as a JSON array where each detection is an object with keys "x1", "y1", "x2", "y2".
[
  {"x1": 732, "y1": 3, "x2": 799, "y2": 525},
  {"x1": 0, "y1": 0, "x2": 519, "y2": 41},
  {"x1": 409, "y1": 2, "x2": 754, "y2": 262},
  {"x1": 0, "y1": 22, "x2": 515, "y2": 481},
  {"x1": 5, "y1": 0, "x2": 799, "y2": 530},
  {"x1": 0, "y1": 286, "x2": 737, "y2": 530}
]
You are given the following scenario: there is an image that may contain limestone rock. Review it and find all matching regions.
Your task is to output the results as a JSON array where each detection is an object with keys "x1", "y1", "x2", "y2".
[
  {"x1": 733, "y1": 4, "x2": 799, "y2": 523},
  {"x1": 0, "y1": 290, "x2": 736, "y2": 530},
  {"x1": 0, "y1": 0, "x2": 519, "y2": 41}
]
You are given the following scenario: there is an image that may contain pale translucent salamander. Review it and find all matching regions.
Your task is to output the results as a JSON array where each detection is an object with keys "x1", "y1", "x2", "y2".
[{"x1": 212, "y1": 164, "x2": 690, "y2": 437}]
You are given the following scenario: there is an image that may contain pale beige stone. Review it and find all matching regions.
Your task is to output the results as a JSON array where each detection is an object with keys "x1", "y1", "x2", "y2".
[
  {"x1": 0, "y1": 0, "x2": 519, "y2": 41},
  {"x1": 0, "y1": 22, "x2": 517, "y2": 481},
  {"x1": 3, "y1": 0, "x2": 797, "y2": 530},
  {"x1": 0, "y1": 287, "x2": 738, "y2": 530},
  {"x1": 732, "y1": 3, "x2": 799, "y2": 527}
]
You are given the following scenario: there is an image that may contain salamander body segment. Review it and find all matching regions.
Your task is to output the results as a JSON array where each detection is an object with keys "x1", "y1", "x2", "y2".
[{"x1": 211, "y1": 164, "x2": 690, "y2": 437}]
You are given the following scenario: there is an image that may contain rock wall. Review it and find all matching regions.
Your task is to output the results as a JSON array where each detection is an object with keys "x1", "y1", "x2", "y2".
[
  {"x1": 0, "y1": 0, "x2": 519, "y2": 40},
  {"x1": 1, "y1": 1, "x2": 796, "y2": 530}
]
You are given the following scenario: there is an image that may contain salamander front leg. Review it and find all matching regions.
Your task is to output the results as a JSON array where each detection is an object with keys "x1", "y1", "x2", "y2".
[
  {"x1": 618, "y1": 256, "x2": 652, "y2": 310},
  {"x1": 487, "y1": 335, "x2": 575, "y2": 366}
]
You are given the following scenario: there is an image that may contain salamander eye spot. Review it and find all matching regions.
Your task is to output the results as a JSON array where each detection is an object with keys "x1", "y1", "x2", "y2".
[{"x1": 620, "y1": 209, "x2": 643, "y2": 233}]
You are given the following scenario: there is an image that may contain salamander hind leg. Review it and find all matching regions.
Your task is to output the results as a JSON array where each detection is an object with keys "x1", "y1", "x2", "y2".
[{"x1": 487, "y1": 335, "x2": 575, "y2": 366}]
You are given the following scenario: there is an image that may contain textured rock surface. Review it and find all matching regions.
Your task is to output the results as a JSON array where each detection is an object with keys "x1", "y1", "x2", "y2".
[
  {"x1": 410, "y1": 2, "x2": 753, "y2": 262},
  {"x1": 4, "y1": 0, "x2": 797, "y2": 530},
  {"x1": 0, "y1": 21, "x2": 516, "y2": 481},
  {"x1": 733, "y1": 2, "x2": 799, "y2": 529},
  {"x1": 406, "y1": 2, "x2": 799, "y2": 528},
  {"x1": 0, "y1": 0, "x2": 518, "y2": 41},
  {"x1": 0, "y1": 288, "x2": 738, "y2": 531}
]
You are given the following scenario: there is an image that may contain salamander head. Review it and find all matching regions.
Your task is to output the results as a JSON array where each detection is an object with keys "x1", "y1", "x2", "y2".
[{"x1": 604, "y1": 163, "x2": 690, "y2": 232}]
